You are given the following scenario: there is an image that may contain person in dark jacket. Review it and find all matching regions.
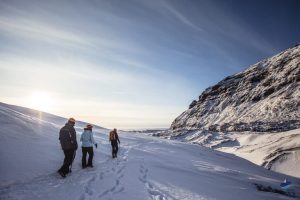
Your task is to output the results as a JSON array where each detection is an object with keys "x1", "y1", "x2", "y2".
[
  {"x1": 109, "y1": 128, "x2": 120, "y2": 158},
  {"x1": 58, "y1": 118, "x2": 78, "y2": 178},
  {"x1": 80, "y1": 124, "x2": 97, "y2": 168}
]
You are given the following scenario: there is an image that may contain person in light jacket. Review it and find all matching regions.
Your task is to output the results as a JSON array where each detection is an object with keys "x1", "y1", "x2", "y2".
[{"x1": 80, "y1": 124, "x2": 97, "y2": 168}]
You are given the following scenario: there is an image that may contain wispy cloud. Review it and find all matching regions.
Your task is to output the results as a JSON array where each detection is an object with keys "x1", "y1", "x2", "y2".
[
  {"x1": 0, "y1": 16, "x2": 89, "y2": 46},
  {"x1": 131, "y1": 0, "x2": 275, "y2": 70},
  {"x1": 0, "y1": 54, "x2": 133, "y2": 85},
  {"x1": 161, "y1": 1, "x2": 204, "y2": 33}
]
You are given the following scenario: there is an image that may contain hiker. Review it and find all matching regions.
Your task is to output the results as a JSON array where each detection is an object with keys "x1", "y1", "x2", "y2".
[
  {"x1": 109, "y1": 128, "x2": 120, "y2": 158},
  {"x1": 58, "y1": 118, "x2": 78, "y2": 178},
  {"x1": 80, "y1": 124, "x2": 97, "y2": 168}
]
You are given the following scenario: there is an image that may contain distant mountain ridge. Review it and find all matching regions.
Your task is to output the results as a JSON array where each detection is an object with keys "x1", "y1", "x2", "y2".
[{"x1": 171, "y1": 44, "x2": 300, "y2": 132}]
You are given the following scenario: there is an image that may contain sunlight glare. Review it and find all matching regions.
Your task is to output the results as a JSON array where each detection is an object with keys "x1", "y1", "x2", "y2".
[{"x1": 27, "y1": 91, "x2": 56, "y2": 112}]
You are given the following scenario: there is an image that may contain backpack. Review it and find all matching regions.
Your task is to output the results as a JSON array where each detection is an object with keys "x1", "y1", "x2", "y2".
[{"x1": 109, "y1": 131, "x2": 116, "y2": 141}]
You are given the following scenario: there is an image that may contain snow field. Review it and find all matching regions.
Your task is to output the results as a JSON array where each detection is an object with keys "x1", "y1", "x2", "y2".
[{"x1": 1, "y1": 103, "x2": 300, "y2": 200}]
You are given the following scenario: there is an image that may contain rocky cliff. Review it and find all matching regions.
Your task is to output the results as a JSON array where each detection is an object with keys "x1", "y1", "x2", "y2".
[{"x1": 171, "y1": 44, "x2": 300, "y2": 132}]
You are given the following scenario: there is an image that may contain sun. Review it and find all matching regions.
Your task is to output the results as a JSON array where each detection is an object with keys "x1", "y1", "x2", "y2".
[{"x1": 27, "y1": 91, "x2": 56, "y2": 112}]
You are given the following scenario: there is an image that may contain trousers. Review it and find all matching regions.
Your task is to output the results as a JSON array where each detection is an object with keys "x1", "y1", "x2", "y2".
[
  {"x1": 111, "y1": 140, "x2": 118, "y2": 157},
  {"x1": 82, "y1": 147, "x2": 94, "y2": 167},
  {"x1": 59, "y1": 149, "x2": 75, "y2": 174}
]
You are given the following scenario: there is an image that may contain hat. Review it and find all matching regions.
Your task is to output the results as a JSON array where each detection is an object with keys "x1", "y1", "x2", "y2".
[
  {"x1": 68, "y1": 118, "x2": 76, "y2": 123},
  {"x1": 86, "y1": 124, "x2": 93, "y2": 129}
]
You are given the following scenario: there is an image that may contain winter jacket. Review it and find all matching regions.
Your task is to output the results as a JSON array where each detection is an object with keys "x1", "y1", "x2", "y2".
[
  {"x1": 59, "y1": 123, "x2": 78, "y2": 150},
  {"x1": 80, "y1": 130, "x2": 96, "y2": 147},
  {"x1": 109, "y1": 131, "x2": 120, "y2": 143}
]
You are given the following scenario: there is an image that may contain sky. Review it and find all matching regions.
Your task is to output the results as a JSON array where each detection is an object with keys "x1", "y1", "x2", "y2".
[{"x1": 0, "y1": 0, "x2": 299, "y2": 129}]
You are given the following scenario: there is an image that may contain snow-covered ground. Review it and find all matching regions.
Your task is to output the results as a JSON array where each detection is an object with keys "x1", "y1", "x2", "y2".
[
  {"x1": 161, "y1": 128, "x2": 300, "y2": 178},
  {"x1": 1, "y1": 102, "x2": 300, "y2": 200},
  {"x1": 219, "y1": 129, "x2": 300, "y2": 177}
]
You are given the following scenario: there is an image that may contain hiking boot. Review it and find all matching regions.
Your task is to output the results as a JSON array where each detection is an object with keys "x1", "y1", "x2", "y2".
[{"x1": 58, "y1": 170, "x2": 66, "y2": 178}]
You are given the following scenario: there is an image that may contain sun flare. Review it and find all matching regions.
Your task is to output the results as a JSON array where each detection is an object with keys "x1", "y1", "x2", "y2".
[{"x1": 27, "y1": 92, "x2": 56, "y2": 112}]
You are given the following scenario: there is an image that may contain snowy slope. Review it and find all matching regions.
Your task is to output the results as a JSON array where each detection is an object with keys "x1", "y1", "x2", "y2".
[
  {"x1": 1, "y1": 104, "x2": 300, "y2": 199},
  {"x1": 0, "y1": 102, "x2": 106, "y2": 130},
  {"x1": 0, "y1": 102, "x2": 106, "y2": 185}
]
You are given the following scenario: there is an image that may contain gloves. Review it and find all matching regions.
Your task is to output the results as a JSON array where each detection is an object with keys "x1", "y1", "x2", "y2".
[{"x1": 95, "y1": 143, "x2": 98, "y2": 148}]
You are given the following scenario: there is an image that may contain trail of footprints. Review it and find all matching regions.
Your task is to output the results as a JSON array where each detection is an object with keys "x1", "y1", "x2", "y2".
[
  {"x1": 97, "y1": 165, "x2": 125, "y2": 199},
  {"x1": 0, "y1": 146, "x2": 170, "y2": 200},
  {"x1": 79, "y1": 172, "x2": 104, "y2": 200},
  {"x1": 98, "y1": 149, "x2": 129, "y2": 199},
  {"x1": 79, "y1": 148, "x2": 129, "y2": 200},
  {"x1": 0, "y1": 146, "x2": 171, "y2": 200},
  {"x1": 139, "y1": 162, "x2": 168, "y2": 200}
]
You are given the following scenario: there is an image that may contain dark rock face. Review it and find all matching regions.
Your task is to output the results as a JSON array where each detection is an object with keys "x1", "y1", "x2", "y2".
[
  {"x1": 188, "y1": 100, "x2": 197, "y2": 109},
  {"x1": 171, "y1": 44, "x2": 300, "y2": 132}
]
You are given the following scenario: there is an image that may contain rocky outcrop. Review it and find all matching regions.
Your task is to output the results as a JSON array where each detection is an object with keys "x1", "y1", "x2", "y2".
[{"x1": 171, "y1": 44, "x2": 300, "y2": 132}]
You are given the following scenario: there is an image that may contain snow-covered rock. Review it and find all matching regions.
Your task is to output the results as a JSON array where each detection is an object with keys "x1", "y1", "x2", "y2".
[
  {"x1": 164, "y1": 44, "x2": 300, "y2": 178},
  {"x1": 171, "y1": 44, "x2": 300, "y2": 132}
]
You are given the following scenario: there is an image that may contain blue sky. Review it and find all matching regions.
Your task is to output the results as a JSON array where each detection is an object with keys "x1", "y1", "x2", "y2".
[{"x1": 0, "y1": 0, "x2": 299, "y2": 129}]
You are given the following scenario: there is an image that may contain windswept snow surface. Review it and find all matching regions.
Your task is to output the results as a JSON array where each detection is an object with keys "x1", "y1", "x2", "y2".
[
  {"x1": 1, "y1": 103, "x2": 300, "y2": 200},
  {"x1": 219, "y1": 129, "x2": 300, "y2": 178},
  {"x1": 163, "y1": 128, "x2": 300, "y2": 178}
]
